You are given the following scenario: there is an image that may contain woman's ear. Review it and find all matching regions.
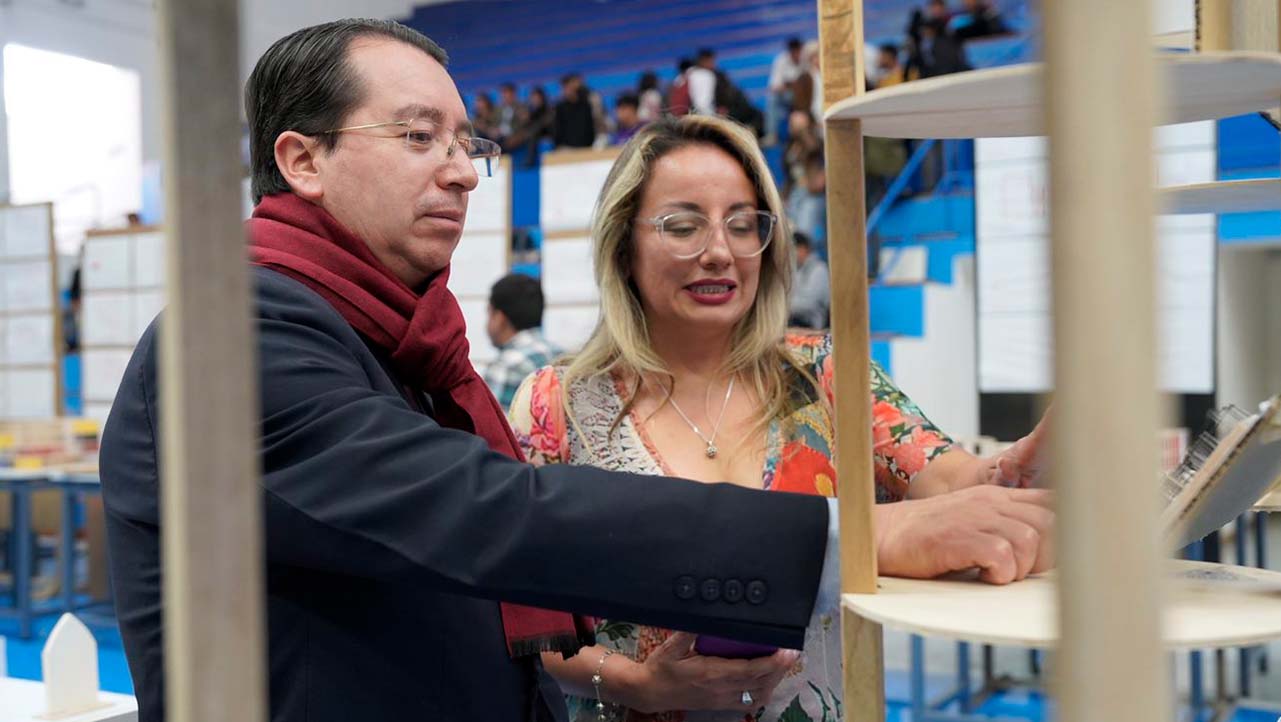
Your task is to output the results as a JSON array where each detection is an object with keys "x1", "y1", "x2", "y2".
[{"x1": 274, "y1": 131, "x2": 325, "y2": 201}]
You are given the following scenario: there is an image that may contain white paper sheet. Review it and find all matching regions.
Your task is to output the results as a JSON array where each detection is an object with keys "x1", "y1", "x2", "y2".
[
  {"x1": 449, "y1": 232, "x2": 509, "y2": 297},
  {"x1": 133, "y1": 290, "x2": 164, "y2": 339},
  {"x1": 1, "y1": 205, "x2": 51, "y2": 259},
  {"x1": 540, "y1": 159, "x2": 616, "y2": 233},
  {"x1": 5, "y1": 368, "x2": 57, "y2": 418},
  {"x1": 82, "y1": 293, "x2": 136, "y2": 346},
  {"x1": 541, "y1": 239, "x2": 599, "y2": 304},
  {"x1": 2, "y1": 261, "x2": 53, "y2": 312},
  {"x1": 464, "y1": 163, "x2": 510, "y2": 234},
  {"x1": 4, "y1": 315, "x2": 55, "y2": 365},
  {"x1": 458, "y1": 297, "x2": 497, "y2": 368},
  {"x1": 132, "y1": 231, "x2": 166, "y2": 288},
  {"x1": 83, "y1": 236, "x2": 133, "y2": 291},
  {"x1": 543, "y1": 305, "x2": 600, "y2": 353},
  {"x1": 82, "y1": 348, "x2": 134, "y2": 403}
]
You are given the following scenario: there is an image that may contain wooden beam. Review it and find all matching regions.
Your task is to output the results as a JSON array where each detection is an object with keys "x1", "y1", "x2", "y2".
[
  {"x1": 817, "y1": 0, "x2": 883, "y2": 719},
  {"x1": 1198, "y1": 0, "x2": 1279, "y2": 52},
  {"x1": 157, "y1": 1, "x2": 265, "y2": 721},
  {"x1": 1044, "y1": 1, "x2": 1168, "y2": 721}
]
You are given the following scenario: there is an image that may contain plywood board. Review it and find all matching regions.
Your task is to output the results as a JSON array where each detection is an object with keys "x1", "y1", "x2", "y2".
[
  {"x1": 540, "y1": 156, "x2": 618, "y2": 233},
  {"x1": 843, "y1": 560, "x2": 1281, "y2": 650},
  {"x1": 5, "y1": 316, "x2": 55, "y2": 366},
  {"x1": 543, "y1": 305, "x2": 600, "y2": 352},
  {"x1": 1, "y1": 205, "x2": 52, "y2": 259},
  {"x1": 827, "y1": 52, "x2": 1281, "y2": 138},
  {"x1": 132, "y1": 232, "x2": 166, "y2": 288},
  {"x1": 463, "y1": 158, "x2": 511, "y2": 235},
  {"x1": 82, "y1": 294, "x2": 136, "y2": 347},
  {"x1": 5, "y1": 369, "x2": 57, "y2": 418},
  {"x1": 449, "y1": 232, "x2": 508, "y2": 298},
  {"x1": 82, "y1": 349, "x2": 135, "y2": 404},
  {"x1": 2, "y1": 261, "x2": 53, "y2": 313},
  {"x1": 541, "y1": 238, "x2": 599, "y2": 304},
  {"x1": 83, "y1": 237, "x2": 133, "y2": 291}
]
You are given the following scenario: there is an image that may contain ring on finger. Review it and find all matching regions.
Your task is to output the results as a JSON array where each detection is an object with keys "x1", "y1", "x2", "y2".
[{"x1": 741, "y1": 690, "x2": 753, "y2": 706}]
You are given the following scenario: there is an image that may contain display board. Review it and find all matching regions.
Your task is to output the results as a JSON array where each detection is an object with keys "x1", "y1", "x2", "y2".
[
  {"x1": 80, "y1": 226, "x2": 165, "y2": 420},
  {"x1": 976, "y1": 121, "x2": 1217, "y2": 393},
  {"x1": 447, "y1": 157, "x2": 512, "y2": 368},
  {"x1": 0, "y1": 203, "x2": 60, "y2": 419},
  {"x1": 538, "y1": 148, "x2": 619, "y2": 353}
]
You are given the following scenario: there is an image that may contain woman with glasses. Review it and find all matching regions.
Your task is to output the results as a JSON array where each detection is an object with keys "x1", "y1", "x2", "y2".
[{"x1": 508, "y1": 115, "x2": 1047, "y2": 722}]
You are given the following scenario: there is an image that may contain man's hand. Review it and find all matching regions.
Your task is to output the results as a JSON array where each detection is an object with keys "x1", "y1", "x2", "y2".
[
  {"x1": 875, "y1": 486, "x2": 1055, "y2": 584},
  {"x1": 979, "y1": 411, "x2": 1050, "y2": 489}
]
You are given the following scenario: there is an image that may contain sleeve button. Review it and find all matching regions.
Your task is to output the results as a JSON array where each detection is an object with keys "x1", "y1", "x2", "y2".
[
  {"x1": 746, "y1": 580, "x2": 769, "y2": 605},
  {"x1": 700, "y1": 578, "x2": 722, "y2": 602},
  {"x1": 722, "y1": 579, "x2": 744, "y2": 603},
  {"x1": 674, "y1": 575, "x2": 698, "y2": 600}
]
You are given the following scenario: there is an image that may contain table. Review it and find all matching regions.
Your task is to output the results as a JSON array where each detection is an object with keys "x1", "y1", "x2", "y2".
[{"x1": 0, "y1": 677, "x2": 136, "y2": 722}]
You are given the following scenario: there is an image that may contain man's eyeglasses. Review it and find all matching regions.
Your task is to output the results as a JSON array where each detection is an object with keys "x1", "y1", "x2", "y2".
[
  {"x1": 641, "y1": 210, "x2": 777, "y2": 259},
  {"x1": 322, "y1": 117, "x2": 503, "y2": 177}
]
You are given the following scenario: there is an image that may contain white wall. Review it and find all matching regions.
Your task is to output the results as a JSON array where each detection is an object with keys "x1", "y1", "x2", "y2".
[{"x1": 1217, "y1": 248, "x2": 1281, "y2": 409}]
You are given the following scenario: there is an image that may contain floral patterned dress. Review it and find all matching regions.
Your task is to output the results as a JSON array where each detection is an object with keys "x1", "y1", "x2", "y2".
[{"x1": 507, "y1": 333, "x2": 952, "y2": 722}]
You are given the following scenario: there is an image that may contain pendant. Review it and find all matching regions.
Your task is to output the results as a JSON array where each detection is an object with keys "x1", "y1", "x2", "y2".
[{"x1": 706, "y1": 444, "x2": 718, "y2": 458}]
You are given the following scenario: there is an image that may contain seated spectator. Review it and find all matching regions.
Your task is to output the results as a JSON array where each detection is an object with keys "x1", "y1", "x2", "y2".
[
  {"x1": 791, "y1": 40, "x2": 823, "y2": 126},
  {"x1": 611, "y1": 93, "x2": 644, "y2": 144},
  {"x1": 471, "y1": 92, "x2": 501, "y2": 141},
  {"x1": 783, "y1": 109, "x2": 823, "y2": 200},
  {"x1": 687, "y1": 49, "x2": 719, "y2": 116},
  {"x1": 483, "y1": 273, "x2": 562, "y2": 409},
  {"x1": 665, "y1": 58, "x2": 694, "y2": 116},
  {"x1": 766, "y1": 37, "x2": 805, "y2": 145},
  {"x1": 953, "y1": 0, "x2": 1010, "y2": 40},
  {"x1": 507, "y1": 85, "x2": 553, "y2": 165},
  {"x1": 908, "y1": 18, "x2": 971, "y2": 78},
  {"x1": 553, "y1": 73, "x2": 596, "y2": 148},
  {"x1": 874, "y1": 43, "x2": 908, "y2": 87},
  {"x1": 788, "y1": 232, "x2": 830, "y2": 329},
  {"x1": 786, "y1": 150, "x2": 827, "y2": 249},
  {"x1": 495, "y1": 82, "x2": 522, "y2": 145},
  {"x1": 636, "y1": 71, "x2": 663, "y2": 123}
]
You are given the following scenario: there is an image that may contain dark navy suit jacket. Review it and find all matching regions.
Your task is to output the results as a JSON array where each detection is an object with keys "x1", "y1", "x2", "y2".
[{"x1": 100, "y1": 267, "x2": 829, "y2": 721}]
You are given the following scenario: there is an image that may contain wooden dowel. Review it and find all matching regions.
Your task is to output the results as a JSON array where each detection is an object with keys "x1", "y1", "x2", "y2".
[
  {"x1": 817, "y1": 0, "x2": 883, "y2": 719},
  {"x1": 1045, "y1": 1, "x2": 1168, "y2": 721},
  {"x1": 157, "y1": 0, "x2": 265, "y2": 720}
]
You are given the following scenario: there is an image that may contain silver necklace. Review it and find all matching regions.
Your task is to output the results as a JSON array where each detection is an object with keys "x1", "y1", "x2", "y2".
[{"x1": 667, "y1": 377, "x2": 735, "y2": 459}]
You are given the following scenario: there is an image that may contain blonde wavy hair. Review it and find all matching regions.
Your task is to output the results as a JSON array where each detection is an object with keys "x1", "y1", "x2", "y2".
[{"x1": 561, "y1": 114, "x2": 825, "y2": 438}]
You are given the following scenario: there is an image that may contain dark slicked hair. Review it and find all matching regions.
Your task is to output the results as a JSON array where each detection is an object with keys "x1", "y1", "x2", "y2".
[
  {"x1": 489, "y1": 273, "x2": 545, "y2": 331},
  {"x1": 245, "y1": 19, "x2": 448, "y2": 203}
]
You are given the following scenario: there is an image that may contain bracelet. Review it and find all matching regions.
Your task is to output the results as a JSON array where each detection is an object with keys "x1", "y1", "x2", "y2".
[{"x1": 590, "y1": 648, "x2": 615, "y2": 721}]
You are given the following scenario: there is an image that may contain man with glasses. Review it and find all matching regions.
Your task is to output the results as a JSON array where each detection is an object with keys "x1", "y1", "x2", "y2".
[{"x1": 99, "y1": 18, "x2": 1051, "y2": 722}]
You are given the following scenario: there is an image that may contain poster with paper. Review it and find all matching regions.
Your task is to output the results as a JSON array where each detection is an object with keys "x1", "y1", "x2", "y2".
[
  {"x1": 449, "y1": 232, "x2": 508, "y2": 297},
  {"x1": 540, "y1": 158, "x2": 616, "y2": 233},
  {"x1": 464, "y1": 162, "x2": 510, "y2": 234},
  {"x1": 83, "y1": 401, "x2": 115, "y2": 421},
  {"x1": 541, "y1": 239, "x2": 599, "y2": 304},
  {"x1": 5, "y1": 315, "x2": 54, "y2": 365},
  {"x1": 2, "y1": 261, "x2": 52, "y2": 312},
  {"x1": 82, "y1": 293, "x2": 136, "y2": 346},
  {"x1": 458, "y1": 297, "x2": 496, "y2": 367},
  {"x1": 2, "y1": 205, "x2": 51, "y2": 259},
  {"x1": 134, "y1": 290, "x2": 165, "y2": 339},
  {"x1": 5, "y1": 368, "x2": 56, "y2": 418},
  {"x1": 83, "y1": 236, "x2": 133, "y2": 291},
  {"x1": 133, "y1": 231, "x2": 166, "y2": 288},
  {"x1": 82, "y1": 348, "x2": 134, "y2": 404},
  {"x1": 543, "y1": 305, "x2": 599, "y2": 353}
]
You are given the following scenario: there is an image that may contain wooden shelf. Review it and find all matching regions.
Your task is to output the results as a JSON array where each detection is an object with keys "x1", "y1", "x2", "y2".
[
  {"x1": 826, "y1": 51, "x2": 1281, "y2": 138},
  {"x1": 1159, "y1": 179, "x2": 1281, "y2": 214},
  {"x1": 843, "y1": 560, "x2": 1281, "y2": 650}
]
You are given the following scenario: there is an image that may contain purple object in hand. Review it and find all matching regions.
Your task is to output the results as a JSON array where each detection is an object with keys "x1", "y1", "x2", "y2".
[{"x1": 693, "y1": 635, "x2": 778, "y2": 659}]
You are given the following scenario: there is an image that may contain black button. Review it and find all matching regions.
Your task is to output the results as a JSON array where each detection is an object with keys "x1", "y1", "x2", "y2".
[
  {"x1": 700, "y1": 578, "x2": 722, "y2": 602},
  {"x1": 722, "y1": 579, "x2": 744, "y2": 603},
  {"x1": 746, "y1": 580, "x2": 769, "y2": 605},
  {"x1": 674, "y1": 575, "x2": 697, "y2": 600}
]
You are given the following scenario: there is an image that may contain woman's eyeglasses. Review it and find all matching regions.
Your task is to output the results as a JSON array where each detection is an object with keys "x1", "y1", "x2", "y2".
[{"x1": 642, "y1": 210, "x2": 777, "y2": 259}]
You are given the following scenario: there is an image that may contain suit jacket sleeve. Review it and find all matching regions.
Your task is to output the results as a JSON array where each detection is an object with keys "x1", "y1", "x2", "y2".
[{"x1": 103, "y1": 271, "x2": 830, "y2": 649}]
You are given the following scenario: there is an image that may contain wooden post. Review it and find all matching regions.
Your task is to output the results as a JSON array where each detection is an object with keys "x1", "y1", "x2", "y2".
[
  {"x1": 157, "y1": 1, "x2": 265, "y2": 721},
  {"x1": 817, "y1": 0, "x2": 884, "y2": 719},
  {"x1": 1044, "y1": 1, "x2": 1168, "y2": 721},
  {"x1": 1198, "y1": 0, "x2": 1279, "y2": 52}
]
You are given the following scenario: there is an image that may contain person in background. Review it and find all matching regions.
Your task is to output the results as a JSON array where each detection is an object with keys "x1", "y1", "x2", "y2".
[
  {"x1": 509, "y1": 114, "x2": 1053, "y2": 722},
  {"x1": 483, "y1": 273, "x2": 562, "y2": 409},
  {"x1": 471, "y1": 91, "x2": 501, "y2": 142},
  {"x1": 782, "y1": 109, "x2": 823, "y2": 201},
  {"x1": 553, "y1": 73, "x2": 596, "y2": 148},
  {"x1": 786, "y1": 150, "x2": 827, "y2": 250},
  {"x1": 666, "y1": 58, "x2": 694, "y2": 116},
  {"x1": 636, "y1": 71, "x2": 664, "y2": 123},
  {"x1": 611, "y1": 93, "x2": 645, "y2": 145},
  {"x1": 788, "y1": 232, "x2": 829, "y2": 329},
  {"x1": 765, "y1": 37, "x2": 805, "y2": 145},
  {"x1": 953, "y1": 0, "x2": 1010, "y2": 40},
  {"x1": 508, "y1": 84, "x2": 553, "y2": 165},
  {"x1": 496, "y1": 82, "x2": 522, "y2": 146},
  {"x1": 687, "y1": 48, "x2": 719, "y2": 116},
  {"x1": 875, "y1": 43, "x2": 908, "y2": 87}
]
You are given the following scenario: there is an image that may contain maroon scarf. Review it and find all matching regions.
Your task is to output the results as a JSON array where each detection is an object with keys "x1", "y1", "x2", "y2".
[{"x1": 247, "y1": 192, "x2": 589, "y2": 658}]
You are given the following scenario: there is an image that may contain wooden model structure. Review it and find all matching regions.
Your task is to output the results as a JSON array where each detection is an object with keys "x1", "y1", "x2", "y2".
[
  {"x1": 819, "y1": 0, "x2": 1281, "y2": 720},
  {"x1": 155, "y1": 0, "x2": 1280, "y2": 721}
]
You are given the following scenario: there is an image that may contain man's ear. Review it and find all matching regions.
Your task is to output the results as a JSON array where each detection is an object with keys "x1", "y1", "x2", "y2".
[{"x1": 274, "y1": 131, "x2": 325, "y2": 201}]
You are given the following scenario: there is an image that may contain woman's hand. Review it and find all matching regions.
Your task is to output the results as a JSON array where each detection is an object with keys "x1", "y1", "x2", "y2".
[
  {"x1": 621, "y1": 632, "x2": 800, "y2": 713},
  {"x1": 876, "y1": 485, "x2": 1055, "y2": 584}
]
